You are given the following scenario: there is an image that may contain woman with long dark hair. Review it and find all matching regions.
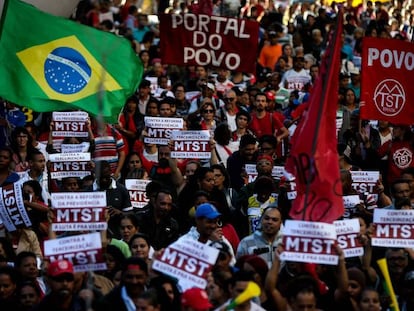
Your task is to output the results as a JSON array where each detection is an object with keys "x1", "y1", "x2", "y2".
[
  {"x1": 115, "y1": 95, "x2": 145, "y2": 153},
  {"x1": 120, "y1": 152, "x2": 148, "y2": 185},
  {"x1": 10, "y1": 127, "x2": 37, "y2": 174}
]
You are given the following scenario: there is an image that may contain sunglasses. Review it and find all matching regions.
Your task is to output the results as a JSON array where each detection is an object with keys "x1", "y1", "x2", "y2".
[
  {"x1": 203, "y1": 109, "x2": 214, "y2": 113},
  {"x1": 225, "y1": 97, "x2": 236, "y2": 101}
]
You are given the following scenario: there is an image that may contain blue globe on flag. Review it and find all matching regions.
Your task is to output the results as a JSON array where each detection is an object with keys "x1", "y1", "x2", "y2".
[{"x1": 44, "y1": 47, "x2": 91, "y2": 94}]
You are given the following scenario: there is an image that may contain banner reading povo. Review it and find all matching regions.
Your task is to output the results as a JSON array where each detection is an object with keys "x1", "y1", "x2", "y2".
[
  {"x1": 361, "y1": 37, "x2": 414, "y2": 124},
  {"x1": 159, "y1": 14, "x2": 259, "y2": 73}
]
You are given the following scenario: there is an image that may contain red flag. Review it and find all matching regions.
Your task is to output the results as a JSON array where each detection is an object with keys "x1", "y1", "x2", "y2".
[
  {"x1": 360, "y1": 37, "x2": 414, "y2": 125},
  {"x1": 284, "y1": 13, "x2": 344, "y2": 223}
]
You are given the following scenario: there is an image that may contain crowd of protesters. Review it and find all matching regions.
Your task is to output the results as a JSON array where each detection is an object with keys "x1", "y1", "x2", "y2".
[{"x1": 0, "y1": 0, "x2": 414, "y2": 310}]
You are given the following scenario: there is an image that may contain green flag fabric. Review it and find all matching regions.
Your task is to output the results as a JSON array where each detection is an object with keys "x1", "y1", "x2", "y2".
[{"x1": 0, "y1": 0, "x2": 143, "y2": 122}]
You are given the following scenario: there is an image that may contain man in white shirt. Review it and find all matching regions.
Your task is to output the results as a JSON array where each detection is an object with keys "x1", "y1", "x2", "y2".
[{"x1": 280, "y1": 56, "x2": 311, "y2": 92}]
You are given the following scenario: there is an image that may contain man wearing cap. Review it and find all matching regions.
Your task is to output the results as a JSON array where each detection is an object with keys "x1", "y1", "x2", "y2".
[
  {"x1": 218, "y1": 89, "x2": 239, "y2": 132},
  {"x1": 188, "y1": 82, "x2": 224, "y2": 114},
  {"x1": 181, "y1": 287, "x2": 213, "y2": 311},
  {"x1": 348, "y1": 67, "x2": 361, "y2": 101},
  {"x1": 178, "y1": 202, "x2": 236, "y2": 265},
  {"x1": 32, "y1": 259, "x2": 85, "y2": 311}
]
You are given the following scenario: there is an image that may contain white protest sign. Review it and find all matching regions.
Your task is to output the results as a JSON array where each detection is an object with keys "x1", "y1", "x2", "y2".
[
  {"x1": 342, "y1": 195, "x2": 361, "y2": 219},
  {"x1": 49, "y1": 152, "x2": 91, "y2": 179},
  {"x1": 334, "y1": 218, "x2": 364, "y2": 258},
  {"x1": 0, "y1": 182, "x2": 32, "y2": 231},
  {"x1": 171, "y1": 130, "x2": 211, "y2": 159},
  {"x1": 372, "y1": 208, "x2": 414, "y2": 248},
  {"x1": 125, "y1": 179, "x2": 151, "y2": 209},
  {"x1": 144, "y1": 116, "x2": 184, "y2": 145},
  {"x1": 281, "y1": 220, "x2": 338, "y2": 265},
  {"x1": 52, "y1": 111, "x2": 89, "y2": 137},
  {"x1": 44, "y1": 232, "x2": 106, "y2": 272},
  {"x1": 51, "y1": 192, "x2": 107, "y2": 231},
  {"x1": 350, "y1": 171, "x2": 379, "y2": 194},
  {"x1": 61, "y1": 142, "x2": 90, "y2": 153},
  {"x1": 244, "y1": 164, "x2": 285, "y2": 183},
  {"x1": 152, "y1": 238, "x2": 219, "y2": 291}
]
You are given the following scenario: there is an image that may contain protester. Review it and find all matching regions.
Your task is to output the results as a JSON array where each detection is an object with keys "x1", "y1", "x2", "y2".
[
  {"x1": 96, "y1": 257, "x2": 149, "y2": 311},
  {"x1": 16, "y1": 281, "x2": 41, "y2": 311},
  {"x1": 137, "y1": 189, "x2": 179, "y2": 250},
  {"x1": 236, "y1": 205, "x2": 282, "y2": 268},
  {"x1": 31, "y1": 260, "x2": 84, "y2": 311}
]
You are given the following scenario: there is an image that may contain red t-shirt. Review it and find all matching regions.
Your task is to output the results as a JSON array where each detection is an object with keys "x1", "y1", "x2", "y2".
[{"x1": 249, "y1": 112, "x2": 284, "y2": 138}]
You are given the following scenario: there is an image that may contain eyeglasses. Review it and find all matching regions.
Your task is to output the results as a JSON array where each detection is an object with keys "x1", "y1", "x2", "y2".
[
  {"x1": 225, "y1": 97, "x2": 236, "y2": 101},
  {"x1": 203, "y1": 109, "x2": 214, "y2": 113}
]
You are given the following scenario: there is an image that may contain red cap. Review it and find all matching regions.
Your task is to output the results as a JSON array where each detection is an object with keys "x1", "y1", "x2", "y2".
[
  {"x1": 47, "y1": 260, "x2": 74, "y2": 277},
  {"x1": 181, "y1": 287, "x2": 212, "y2": 310},
  {"x1": 265, "y1": 91, "x2": 275, "y2": 101},
  {"x1": 257, "y1": 154, "x2": 274, "y2": 164}
]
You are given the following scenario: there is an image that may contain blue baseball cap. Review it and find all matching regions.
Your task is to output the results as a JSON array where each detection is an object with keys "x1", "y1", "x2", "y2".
[{"x1": 195, "y1": 203, "x2": 221, "y2": 219}]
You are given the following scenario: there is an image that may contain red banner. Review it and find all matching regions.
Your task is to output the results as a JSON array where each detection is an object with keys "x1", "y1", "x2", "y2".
[
  {"x1": 159, "y1": 14, "x2": 259, "y2": 73},
  {"x1": 284, "y1": 13, "x2": 344, "y2": 223},
  {"x1": 360, "y1": 37, "x2": 414, "y2": 124}
]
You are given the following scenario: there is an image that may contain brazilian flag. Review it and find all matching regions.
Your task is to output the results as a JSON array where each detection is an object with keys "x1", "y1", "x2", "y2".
[{"x1": 0, "y1": 0, "x2": 143, "y2": 122}]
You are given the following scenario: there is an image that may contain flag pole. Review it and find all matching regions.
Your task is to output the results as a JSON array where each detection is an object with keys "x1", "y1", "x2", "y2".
[
  {"x1": 301, "y1": 12, "x2": 343, "y2": 220},
  {"x1": 0, "y1": 0, "x2": 10, "y2": 41}
]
